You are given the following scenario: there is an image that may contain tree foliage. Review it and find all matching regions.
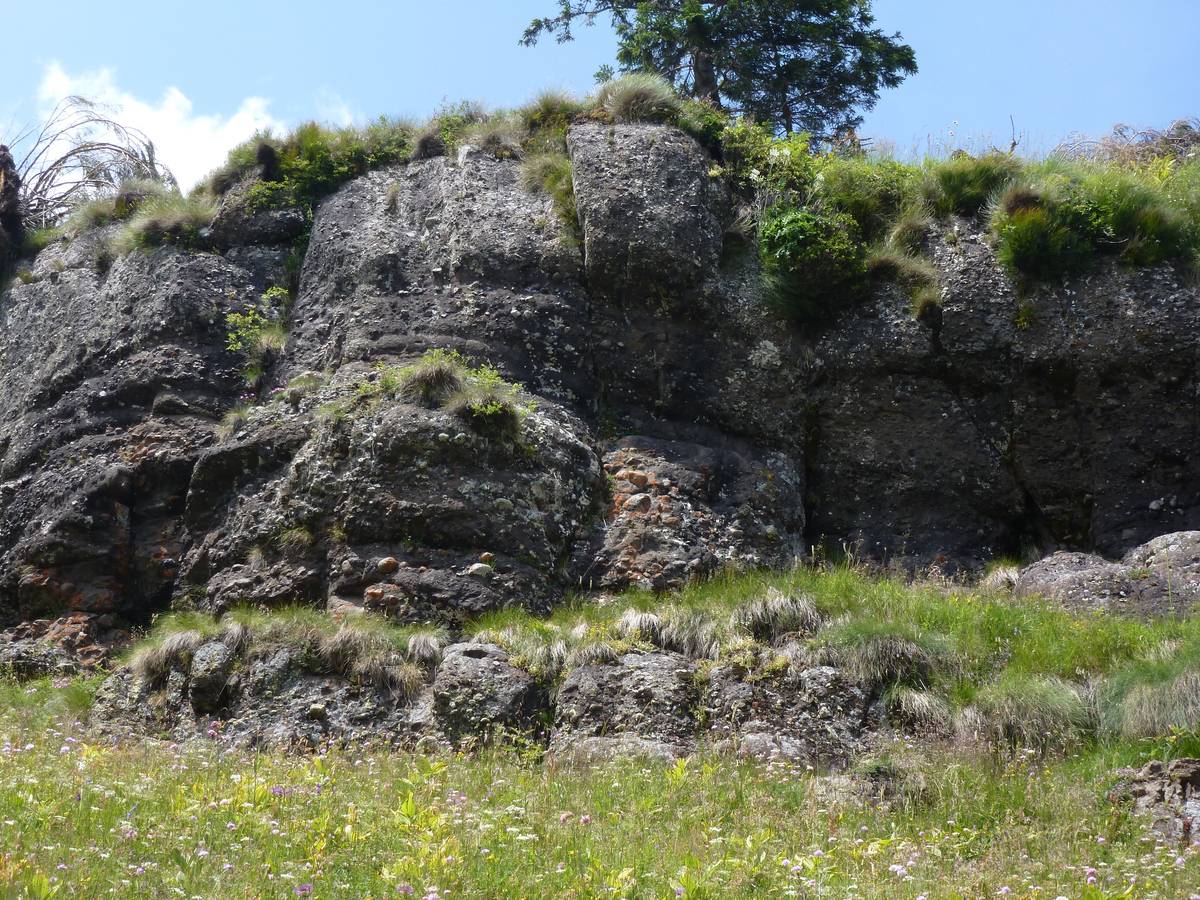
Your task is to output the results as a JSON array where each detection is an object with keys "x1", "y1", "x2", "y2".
[{"x1": 523, "y1": 0, "x2": 917, "y2": 137}]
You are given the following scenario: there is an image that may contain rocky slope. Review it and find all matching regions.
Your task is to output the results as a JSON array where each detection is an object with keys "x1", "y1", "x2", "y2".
[{"x1": 0, "y1": 122, "x2": 1198, "y2": 751}]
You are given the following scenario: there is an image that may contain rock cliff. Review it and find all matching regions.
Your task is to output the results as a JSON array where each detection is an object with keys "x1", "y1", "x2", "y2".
[{"x1": 0, "y1": 120, "x2": 1196, "y2": 655}]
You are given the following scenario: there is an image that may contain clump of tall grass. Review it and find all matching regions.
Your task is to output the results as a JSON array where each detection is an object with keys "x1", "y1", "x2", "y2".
[
  {"x1": 67, "y1": 179, "x2": 170, "y2": 231},
  {"x1": 520, "y1": 152, "x2": 579, "y2": 238},
  {"x1": 595, "y1": 73, "x2": 682, "y2": 124},
  {"x1": 818, "y1": 619, "x2": 952, "y2": 690},
  {"x1": 866, "y1": 245, "x2": 941, "y2": 316},
  {"x1": 989, "y1": 159, "x2": 1198, "y2": 284},
  {"x1": 1095, "y1": 641, "x2": 1200, "y2": 739},
  {"x1": 126, "y1": 606, "x2": 448, "y2": 697},
  {"x1": 924, "y1": 152, "x2": 1022, "y2": 217},
  {"x1": 959, "y1": 674, "x2": 1090, "y2": 751},
  {"x1": 111, "y1": 193, "x2": 217, "y2": 254}
]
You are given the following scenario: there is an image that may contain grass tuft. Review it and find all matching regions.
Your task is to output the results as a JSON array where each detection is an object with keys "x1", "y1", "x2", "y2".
[
  {"x1": 111, "y1": 193, "x2": 217, "y2": 254},
  {"x1": 925, "y1": 153, "x2": 1022, "y2": 217},
  {"x1": 595, "y1": 73, "x2": 682, "y2": 124}
]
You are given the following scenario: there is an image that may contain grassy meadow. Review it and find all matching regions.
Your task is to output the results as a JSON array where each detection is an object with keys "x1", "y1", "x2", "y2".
[{"x1": 4, "y1": 567, "x2": 1200, "y2": 897}]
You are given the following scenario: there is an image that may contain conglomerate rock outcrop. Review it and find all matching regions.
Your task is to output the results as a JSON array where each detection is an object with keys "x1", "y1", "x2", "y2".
[{"x1": 1, "y1": 120, "x2": 1198, "y2": 755}]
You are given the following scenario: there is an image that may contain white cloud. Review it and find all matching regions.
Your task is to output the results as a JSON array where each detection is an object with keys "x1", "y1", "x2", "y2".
[
  {"x1": 37, "y1": 62, "x2": 286, "y2": 190},
  {"x1": 314, "y1": 88, "x2": 356, "y2": 128}
]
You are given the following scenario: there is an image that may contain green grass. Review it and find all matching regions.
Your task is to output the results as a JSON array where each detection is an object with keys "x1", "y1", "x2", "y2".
[
  {"x1": 111, "y1": 192, "x2": 217, "y2": 254},
  {"x1": 66, "y1": 179, "x2": 171, "y2": 231},
  {"x1": 519, "y1": 151, "x2": 580, "y2": 239},
  {"x1": 6, "y1": 568, "x2": 1200, "y2": 894},
  {"x1": 924, "y1": 152, "x2": 1023, "y2": 217},
  {"x1": 988, "y1": 158, "x2": 1199, "y2": 284},
  {"x1": 2, "y1": 676, "x2": 1199, "y2": 897}
]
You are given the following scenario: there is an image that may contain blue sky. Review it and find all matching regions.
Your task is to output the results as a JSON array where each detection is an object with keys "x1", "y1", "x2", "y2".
[{"x1": 1, "y1": 0, "x2": 1196, "y2": 185}]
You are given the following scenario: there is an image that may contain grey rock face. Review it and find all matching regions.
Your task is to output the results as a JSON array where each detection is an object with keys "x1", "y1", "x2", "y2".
[
  {"x1": 1111, "y1": 758, "x2": 1200, "y2": 841},
  {"x1": 703, "y1": 663, "x2": 874, "y2": 766},
  {"x1": 2, "y1": 118, "x2": 1198, "y2": 653},
  {"x1": 188, "y1": 641, "x2": 236, "y2": 713},
  {"x1": 432, "y1": 643, "x2": 545, "y2": 743},
  {"x1": 568, "y1": 123, "x2": 729, "y2": 302},
  {"x1": 0, "y1": 236, "x2": 277, "y2": 627},
  {"x1": 579, "y1": 436, "x2": 804, "y2": 590},
  {"x1": 550, "y1": 652, "x2": 698, "y2": 760},
  {"x1": 209, "y1": 176, "x2": 307, "y2": 251},
  {"x1": 1015, "y1": 533, "x2": 1200, "y2": 617}
]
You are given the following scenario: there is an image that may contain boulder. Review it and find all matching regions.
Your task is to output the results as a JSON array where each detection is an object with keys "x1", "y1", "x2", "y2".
[
  {"x1": 703, "y1": 663, "x2": 874, "y2": 766},
  {"x1": 1015, "y1": 534, "x2": 1200, "y2": 617},
  {"x1": 568, "y1": 123, "x2": 729, "y2": 303},
  {"x1": 1110, "y1": 758, "x2": 1200, "y2": 841},
  {"x1": 208, "y1": 176, "x2": 307, "y2": 250},
  {"x1": 550, "y1": 652, "x2": 697, "y2": 761},
  {"x1": 188, "y1": 641, "x2": 236, "y2": 713},
  {"x1": 432, "y1": 643, "x2": 546, "y2": 744}
]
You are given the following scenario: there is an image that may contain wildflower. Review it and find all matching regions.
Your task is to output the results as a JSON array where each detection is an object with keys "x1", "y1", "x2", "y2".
[
  {"x1": 294, "y1": 885, "x2": 313, "y2": 897},
  {"x1": 579, "y1": 814, "x2": 592, "y2": 825},
  {"x1": 997, "y1": 889, "x2": 1011, "y2": 897},
  {"x1": 395, "y1": 887, "x2": 414, "y2": 896}
]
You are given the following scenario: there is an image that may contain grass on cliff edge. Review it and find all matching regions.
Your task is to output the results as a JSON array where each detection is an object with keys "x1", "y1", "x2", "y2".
[
  {"x1": 116, "y1": 564, "x2": 1200, "y2": 752},
  {"x1": 2, "y1": 673, "x2": 1200, "y2": 898}
]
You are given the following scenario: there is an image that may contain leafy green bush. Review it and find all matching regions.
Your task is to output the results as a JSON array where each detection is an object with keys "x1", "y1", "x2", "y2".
[
  {"x1": 758, "y1": 206, "x2": 867, "y2": 322},
  {"x1": 205, "y1": 118, "x2": 414, "y2": 209},
  {"x1": 716, "y1": 121, "x2": 816, "y2": 197},
  {"x1": 676, "y1": 98, "x2": 728, "y2": 150},
  {"x1": 814, "y1": 157, "x2": 920, "y2": 242},
  {"x1": 595, "y1": 73, "x2": 682, "y2": 124},
  {"x1": 926, "y1": 152, "x2": 1022, "y2": 217}
]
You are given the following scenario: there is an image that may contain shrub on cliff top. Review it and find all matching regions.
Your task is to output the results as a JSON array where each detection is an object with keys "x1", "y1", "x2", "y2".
[
  {"x1": 989, "y1": 159, "x2": 1199, "y2": 284},
  {"x1": 813, "y1": 156, "x2": 921, "y2": 243},
  {"x1": 758, "y1": 205, "x2": 868, "y2": 323},
  {"x1": 204, "y1": 118, "x2": 414, "y2": 206}
]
